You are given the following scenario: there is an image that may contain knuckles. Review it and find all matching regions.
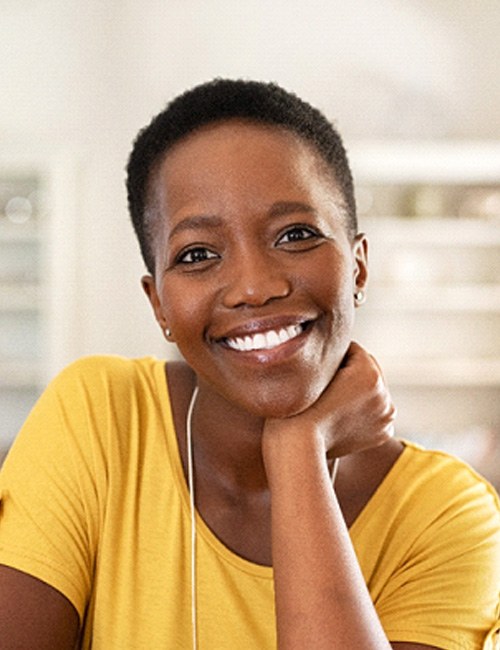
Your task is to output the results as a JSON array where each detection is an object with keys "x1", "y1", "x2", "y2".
[
  {"x1": 268, "y1": 344, "x2": 397, "y2": 459},
  {"x1": 323, "y1": 349, "x2": 397, "y2": 457}
]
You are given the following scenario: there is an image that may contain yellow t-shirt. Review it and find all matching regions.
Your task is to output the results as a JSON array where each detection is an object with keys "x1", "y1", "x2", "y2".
[{"x1": 0, "y1": 355, "x2": 499, "y2": 649}]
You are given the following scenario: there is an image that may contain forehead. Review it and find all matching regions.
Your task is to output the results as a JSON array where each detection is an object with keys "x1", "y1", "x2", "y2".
[
  {"x1": 163, "y1": 119, "x2": 318, "y2": 167},
  {"x1": 153, "y1": 119, "x2": 340, "y2": 209}
]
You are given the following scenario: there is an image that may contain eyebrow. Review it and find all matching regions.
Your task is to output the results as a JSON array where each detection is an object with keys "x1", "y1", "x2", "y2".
[
  {"x1": 167, "y1": 201, "x2": 317, "y2": 241},
  {"x1": 168, "y1": 214, "x2": 223, "y2": 241},
  {"x1": 268, "y1": 201, "x2": 317, "y2": 218}
]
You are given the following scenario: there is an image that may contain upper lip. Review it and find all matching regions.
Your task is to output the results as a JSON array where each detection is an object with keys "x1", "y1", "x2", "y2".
[{"x1": 211, "y1": 314, "x2": 316, "y2": 342}]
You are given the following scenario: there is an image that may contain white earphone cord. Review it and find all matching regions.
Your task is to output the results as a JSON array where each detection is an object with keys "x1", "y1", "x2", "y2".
[
  {"x1": 186, "y1": 385, "x2": 199, "y2": 650},
  {"x1": 185, "y1": 384, "x2": 341, "y2": 650}
]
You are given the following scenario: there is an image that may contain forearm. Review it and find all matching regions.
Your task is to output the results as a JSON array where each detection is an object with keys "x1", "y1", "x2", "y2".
[{"x1": 262, "y1": 429, "x2": 391, "y2": 650}]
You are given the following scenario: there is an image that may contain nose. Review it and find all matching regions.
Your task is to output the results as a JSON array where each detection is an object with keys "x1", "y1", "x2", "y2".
[{"x1": 222, "y1": 249, "x2": 291, "y2": 308}]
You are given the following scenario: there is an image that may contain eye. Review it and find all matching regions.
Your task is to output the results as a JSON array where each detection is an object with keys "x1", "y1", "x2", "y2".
[
  {"x1": 276, "y1": 225, "x2": 322, "y2": 246},
  {"x1": 176, "y1": 246, "x2": 219, "y2": 265}
]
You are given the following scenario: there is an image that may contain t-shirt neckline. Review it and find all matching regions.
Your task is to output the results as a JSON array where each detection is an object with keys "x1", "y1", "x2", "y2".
[
  {"x1": 153, "y1": 359, "x2": 412, "y2": 576},
  {"x1": 154, "y1": 360, "x2": 274, "y2": 578}
]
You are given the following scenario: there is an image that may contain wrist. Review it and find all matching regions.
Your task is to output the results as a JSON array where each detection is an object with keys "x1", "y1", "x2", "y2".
[{"x1": 261, "y1": 421, "x2": 328, "y2": 482}]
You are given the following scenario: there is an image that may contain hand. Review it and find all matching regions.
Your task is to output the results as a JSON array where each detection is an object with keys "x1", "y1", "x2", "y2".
[{"x1": 264, "y1": 341, "x2": 396, "y2": 459}]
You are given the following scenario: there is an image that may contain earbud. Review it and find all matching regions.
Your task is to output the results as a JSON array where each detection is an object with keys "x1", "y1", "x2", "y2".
[{"x1": 354, "y1": 290, "x2": 365, "y2": 305}]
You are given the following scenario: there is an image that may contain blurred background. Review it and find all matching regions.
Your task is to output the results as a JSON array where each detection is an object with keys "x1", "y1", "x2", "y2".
[{"x1": 1, "y1": 0, "x2": 499, "y2": 486}]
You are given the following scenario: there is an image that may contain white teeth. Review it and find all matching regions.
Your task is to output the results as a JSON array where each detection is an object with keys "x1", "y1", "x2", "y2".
[
  {"x1": 278, "y1": 328, "x2": 289, "y2": 343},
  {"x1": 225, "y1": 324, "x2": 304, "y2": 352},
  {"x1": 265, "y1": 330, "x2": 281, "y2": 348},
  {"x1": 253, "y1": 333, "x2": 266, "y2": 349}
]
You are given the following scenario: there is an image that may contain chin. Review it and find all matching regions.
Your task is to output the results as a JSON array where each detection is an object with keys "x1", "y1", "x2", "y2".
[{"x1": 236, "y1": 379, "x2": 324, "y2": 420}]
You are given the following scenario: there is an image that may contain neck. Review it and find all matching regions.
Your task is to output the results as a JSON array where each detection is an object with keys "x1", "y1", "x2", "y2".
[
  {"x1": 166, "y1": 362, "x2": 270, "y2": 493},
  {"x1": 185, "y1": 373, "x2": 275, "y2": 568},
  {"x1": 193, "y1": 379, "x2": 269, "y2": 493}
]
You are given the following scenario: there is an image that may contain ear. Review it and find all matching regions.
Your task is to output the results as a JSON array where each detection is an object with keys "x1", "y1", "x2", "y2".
[
  {"x1": 141, "y1": 275, "x2": 175, "y2": 341},
  {"x1": 352, "y1": 233, "x2": 368, "y2": 293}
]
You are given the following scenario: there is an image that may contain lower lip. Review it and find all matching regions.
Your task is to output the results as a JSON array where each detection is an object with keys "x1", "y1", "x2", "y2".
[{"x1": 218, "y1": 325, "x2": 312, "y2": 365}]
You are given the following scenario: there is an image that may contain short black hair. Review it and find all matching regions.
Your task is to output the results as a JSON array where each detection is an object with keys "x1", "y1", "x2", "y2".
[{"x1": 126, "y1": 78, "x2": 357, "y2": 274}]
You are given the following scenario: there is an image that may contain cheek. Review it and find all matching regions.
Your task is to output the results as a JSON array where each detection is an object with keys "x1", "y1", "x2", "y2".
[
  {"x1": 160, "y1": 280, "x2": 220, "y2": 365},
  {"x1": 309, "y1": 258, "x2": 356, "y2": 365},
  {"x1": 305, "y1": 253, "x2": 355, "y2": 316}
]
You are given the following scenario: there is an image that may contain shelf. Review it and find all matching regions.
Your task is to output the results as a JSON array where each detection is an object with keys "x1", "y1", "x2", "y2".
[
  {"x1": 349, "y1": 141, "x2": 500, "y2": 184},
  {"x1": 359, "y1": 216, "x2": 500, "y2": 247},
  {"x1": 0, "y1": 284, "x2": 40, "y2": 311},
  {"x1": 383, "y1": 357, "x2": 500, "y2": 387},
  {"x1": 364, "y1": 284, "x2": 500, "y2": 312},
  {"x1": 0, "y1": 360, "x2": 41, "y2": 389},
  {"x1": 0, "y1": 219, "x2": 40, "y2": 242}
]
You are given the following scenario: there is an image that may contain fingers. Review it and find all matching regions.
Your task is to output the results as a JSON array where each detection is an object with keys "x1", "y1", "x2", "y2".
[
  {"x1": 341, "y1": 340, "x2": 364, "y2": 365},
  {"x1": 345, "y1": 341, "x2": 388, "y2": 386},
  {"x1": 338, "y1": 341, "x2": 397, "y2": 449}
]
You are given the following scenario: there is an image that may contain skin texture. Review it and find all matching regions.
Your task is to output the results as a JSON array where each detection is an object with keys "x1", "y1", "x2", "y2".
[
  {"x1": 0, "y1": 120, "x2": 441, "y2": 649},
  {"x1": 142, "y1": 121, "x2": 441, "y2": 650},
  {"x1": 146, "y1": 121, "x2": 368, "y2": 418},
  {"x1": 0, "y1": 565, "x2": 79, "y2": 649}
]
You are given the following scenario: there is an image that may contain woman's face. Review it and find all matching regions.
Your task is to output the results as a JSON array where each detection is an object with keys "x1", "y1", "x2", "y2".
[{"x1": 143, "y1": 120, "x2": 367, "y2": 418}]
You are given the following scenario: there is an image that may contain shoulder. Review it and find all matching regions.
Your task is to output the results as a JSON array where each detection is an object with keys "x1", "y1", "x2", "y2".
[
  {"x1": 44, "y1": 355, "x2": 166, "y2": 405},
  {"x1": 385, "y1": 441, "x2": 500, "y2": 571},
  {"x1": 399, "y1": 440, "x2": 500, "y2": 514},
  {"x1": 369, "y1": 444, "x2": 500, "y2": 650},
  {"x1": 51, "y1": 354, "x2": 162, "y2": 384},
  {"x1": 354, "y1": 439, "x2": 500, "y2": 566},
  {"x1": 1, "y1": 355, "x2": 172, "y2": 498},
  {"x1": 6, "y1": 355, "x2": 170, "y2": 463}
]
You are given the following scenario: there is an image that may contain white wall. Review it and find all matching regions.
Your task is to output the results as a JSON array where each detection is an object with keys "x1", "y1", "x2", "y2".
[{"x1": 2, "y1": 0, "x2": 500, "y2": 366}]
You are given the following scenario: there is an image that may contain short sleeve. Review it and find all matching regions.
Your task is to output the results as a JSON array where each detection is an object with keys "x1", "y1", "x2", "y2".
[
  {"x1": 482, "y1": 601, "x2": 500, "y2": 650},
  {"x1": 376, "y1": 463, "x2": 500, "y2": 650},
  {"x1": 0, "y1": 359, "x2": 106, "y2": 620}
]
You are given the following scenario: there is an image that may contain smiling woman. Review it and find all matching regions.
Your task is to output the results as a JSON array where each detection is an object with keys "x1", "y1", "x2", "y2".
[
  {"x1": 0, "y1": 79, "x2": 499, "y2": 650},
  {"x1": 141, "y1": 118, "x2": 364, "y2": 419}
]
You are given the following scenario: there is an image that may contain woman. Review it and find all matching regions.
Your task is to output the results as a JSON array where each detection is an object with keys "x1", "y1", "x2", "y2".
[{"x1": 0, "y1": 79, "x2": 499, "y2": 649}]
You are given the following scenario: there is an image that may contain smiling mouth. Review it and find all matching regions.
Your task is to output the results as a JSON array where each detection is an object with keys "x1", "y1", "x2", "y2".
[{"x1": 223, "y1": 323, "x2": 307, "y2": 352}]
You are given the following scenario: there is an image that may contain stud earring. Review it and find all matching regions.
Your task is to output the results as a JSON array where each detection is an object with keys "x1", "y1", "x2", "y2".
[
  {"x1": 354, "y1": 290, "x2": 365, "y2": 305},
  {"x1": 164, "y1": 327, "x2": 172, "y2": 338}
]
